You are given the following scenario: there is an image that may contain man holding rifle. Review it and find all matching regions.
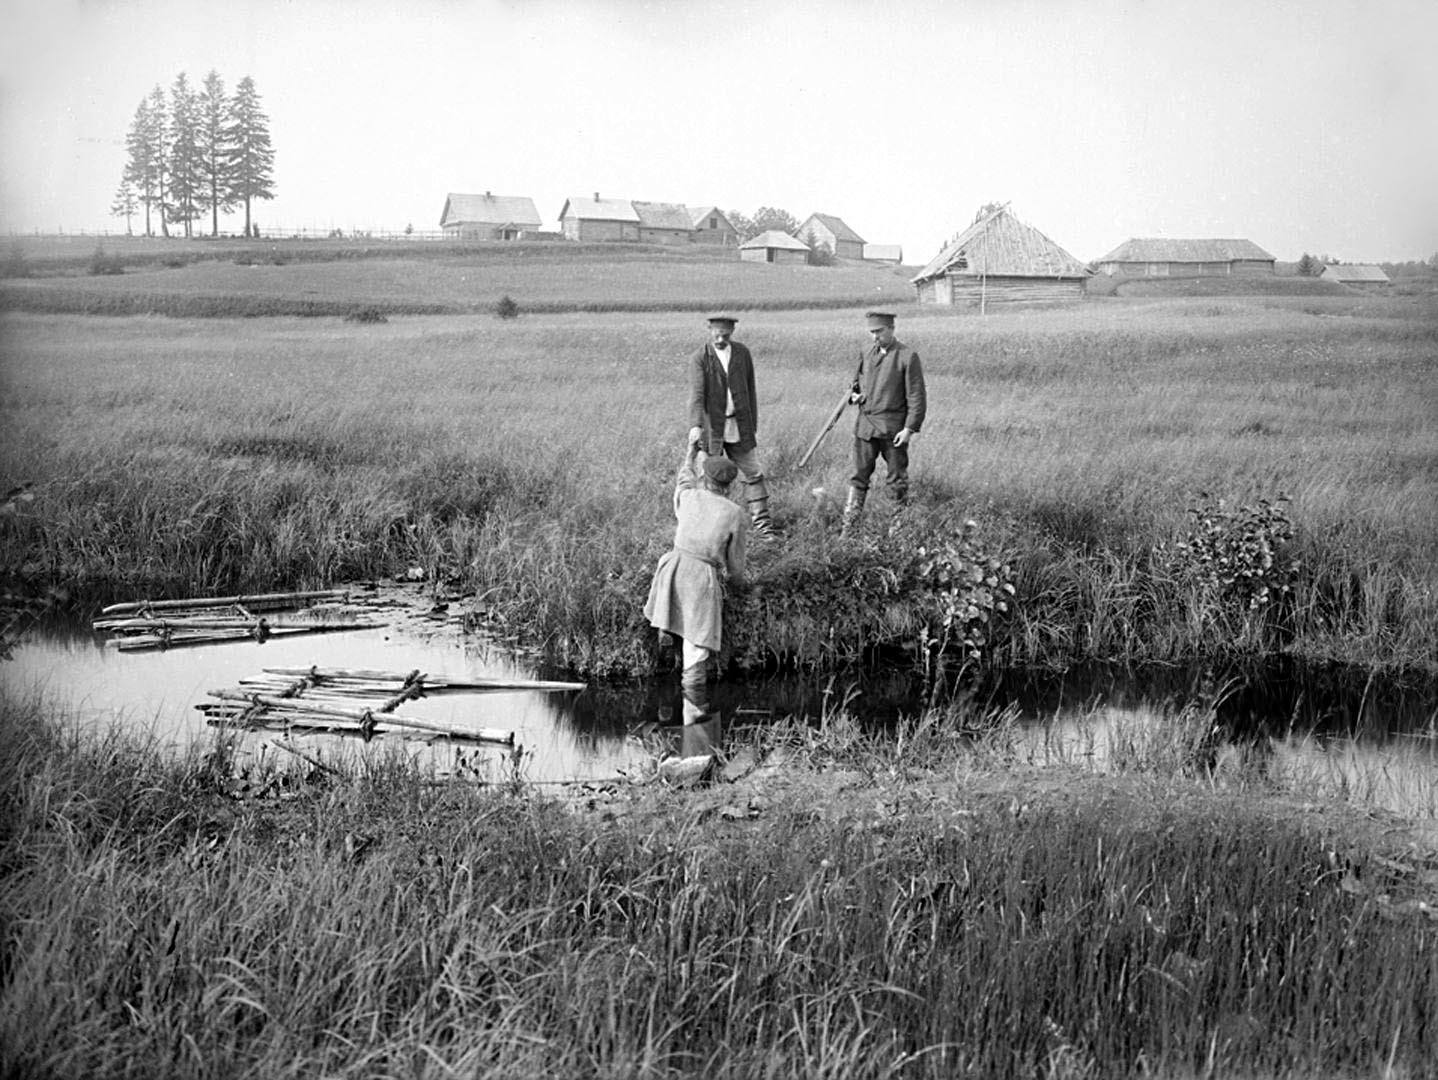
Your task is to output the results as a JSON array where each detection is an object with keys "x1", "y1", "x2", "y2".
[
  {"x1": 842, "y1": 310, "x2": 927, "y2": 534},
  {"x1": 688, "y1": 314, "x2": 774, "y2": 536}
]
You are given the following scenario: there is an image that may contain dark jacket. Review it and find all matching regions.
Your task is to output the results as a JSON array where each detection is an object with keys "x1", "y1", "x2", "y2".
[
  {"x1": 852, "y1": 341, "x2": 926, "y2": 439},
  {"x1": 689, "y1": 341, "x2": 759, "y2": 453}
]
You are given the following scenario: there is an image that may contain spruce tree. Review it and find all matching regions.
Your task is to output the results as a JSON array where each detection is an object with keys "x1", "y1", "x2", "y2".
[
  {"x1": 166, "y1": 72, "x2": 202, "y2": 238},
  {"x1": 197, "y1": 70, "x2": 233, "y2": 237},
  {"x1": 122, "y1": 91, "x2": 164, "y2": 237},
  {"x1": 226, "y1": 76, "x2": 276, "y2": 238}
]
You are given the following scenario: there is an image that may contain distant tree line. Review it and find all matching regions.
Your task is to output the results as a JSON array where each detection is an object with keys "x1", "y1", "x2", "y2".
[{"x1": 113, "y1": 71, "x2": 275, "y2": 239}]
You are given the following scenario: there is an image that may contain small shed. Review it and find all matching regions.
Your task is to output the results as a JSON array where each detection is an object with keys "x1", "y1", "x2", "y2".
[
  {"x1": 632, "y1": 201, "x2": 695, "y2": 245},
  {"x1": 863, "y1": 243, "x2": 904, "y2": 264},
  {"x1": 439, "y1": 192, "x2": 543, "y2": 240},
  {"x1": 688, "y1": 205, "x2": 738, "y2": 246},
  {"x1": 1321, "y1": 264, "x2": 1391, "y2": 289},
  {"x1": 739, "y1": 230, "x2": 810, "y2": 265},
  {"x1": 1093, "y1": 238, "x2": 1275, "y2": 277},
  {"x1": 558, "y1": 194, "x2": 641, "y2": 242},
  {"x1": 911, "y1": 207, "x2": 1089, "y2": 307},
  {"x1": 798, "y1": 213, "x2": 865, "y2": 260}
]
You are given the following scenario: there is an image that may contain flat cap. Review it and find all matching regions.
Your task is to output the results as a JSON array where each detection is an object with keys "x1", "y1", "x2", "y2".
[
  {"x1": 702, "y1": 455, "x2": 739, "y2": 484},
  {"x1": 865, "y1": 311, "x2": 896, "y2": 328},
  {"x1": 706, "y1": 314, "x2": 738, "y2": 327}
]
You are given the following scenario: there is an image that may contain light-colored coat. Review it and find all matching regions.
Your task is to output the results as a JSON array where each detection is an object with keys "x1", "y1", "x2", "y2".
[{"x1": 643, "y1": 459, "x2": 747, "y2": 652}]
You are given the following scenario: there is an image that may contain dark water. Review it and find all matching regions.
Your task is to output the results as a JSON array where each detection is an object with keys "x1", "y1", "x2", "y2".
[{"x1": 6, "y1": 620, "x2": 1436, "y2": 802}]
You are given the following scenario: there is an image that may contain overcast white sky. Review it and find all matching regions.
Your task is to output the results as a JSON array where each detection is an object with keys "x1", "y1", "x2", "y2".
[{"x1": 2, "y1": 0, "x2": 1435, "y2": 263}]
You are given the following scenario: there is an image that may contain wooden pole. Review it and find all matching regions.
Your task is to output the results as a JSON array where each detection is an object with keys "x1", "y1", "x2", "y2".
[
  {"x1": 99, "y1": 589, "x2": 350, "y2": 616},
  {"x1": 207, "y1": 689, "x2": 515, "y2": 744}
]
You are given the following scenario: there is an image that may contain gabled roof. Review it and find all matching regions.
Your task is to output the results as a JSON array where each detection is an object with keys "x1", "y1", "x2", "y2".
[
  {"x1": 558, "y1": 195, "x2": 641, "y2": 223},
  {"x1": 632, "y1": 201, "x2": 695, "y2": 231},
  {"x1": 440, "y1": 192, "x2": 542, "y2": 229},
  {"x1": 1095, "y1": 238, "x2": 1275, "y2": 263},
  {"x1": 1321, "y1": 263, "x2": 1390, "y2": 283},
  {"x1": 801, "y1": 212, "x2": 865, "y2": 245},
  {"x1": 740, "y1": 230, "x2": 810, "y2": 251},
  {"x1": 912, "y1": 207, "x2": 1089, "y2": 282},
  {"x1": 688, "y1": 205, "x2": 735, "y2": 229}
]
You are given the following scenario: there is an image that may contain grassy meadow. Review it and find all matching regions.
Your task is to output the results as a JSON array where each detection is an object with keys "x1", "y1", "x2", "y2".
[
  {"x1": 2, "y1": 288, "x2": 1435, "y2": 674},
  {"x1": 4, "y1": 255, "x2": 1438, "y2": 1078},
  {"x1": 4, "y1": 686, "x2": 1437, "y2": 1079}
]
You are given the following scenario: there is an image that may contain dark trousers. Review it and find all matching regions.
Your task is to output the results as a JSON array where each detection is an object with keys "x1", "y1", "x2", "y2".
[{"x1": 851, "y1": 434, "x2": 909, "y2": 498}]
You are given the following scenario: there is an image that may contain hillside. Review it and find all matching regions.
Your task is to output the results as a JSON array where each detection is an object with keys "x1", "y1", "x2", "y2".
[{"x1": 0, "y1": 237, "x2": 918, "y2": 316}]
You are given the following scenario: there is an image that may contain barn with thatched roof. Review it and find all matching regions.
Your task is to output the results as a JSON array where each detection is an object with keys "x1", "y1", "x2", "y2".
[
  {"x1": 911, "y1": 207, "x2": 1089, "y2": 307},
  {"x1": 632, "y1": 201, "x2": 695, "y2": 245},
  {"x1": 1093, "y1": 238, "x2": 1275, "y2": 277},
  {"x1": 1320, "y1": 263, "x2": 1391, "y2": 289}
]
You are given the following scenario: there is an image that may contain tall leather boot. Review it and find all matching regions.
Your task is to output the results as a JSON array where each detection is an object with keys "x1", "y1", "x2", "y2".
[
  {"x1": 747, "y1": 496, "x2": 774, "y2": 537},
  {"x1": 841, "y1": 485, "x2": 866, "y2": 536}
]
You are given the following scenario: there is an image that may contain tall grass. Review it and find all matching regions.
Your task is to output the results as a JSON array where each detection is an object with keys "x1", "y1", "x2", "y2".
[
  {"x1": 1, "y1": 296, "x2": 1435, "y2": 673},
  {"x1": 3, "y1": 690, "x2": 1436, "y2": 1078}
]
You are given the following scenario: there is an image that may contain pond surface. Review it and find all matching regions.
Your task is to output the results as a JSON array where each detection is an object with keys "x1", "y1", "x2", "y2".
[{"x1": 6, "y1": 622, "x2": 1437, "y2": 815}]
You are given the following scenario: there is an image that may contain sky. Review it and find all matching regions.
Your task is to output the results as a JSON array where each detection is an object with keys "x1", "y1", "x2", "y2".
[{"x1": 2, "y1": 0, "x2": 1436, "y2": 264}]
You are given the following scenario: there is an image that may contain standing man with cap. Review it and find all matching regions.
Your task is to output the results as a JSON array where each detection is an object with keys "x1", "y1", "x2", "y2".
[
  {"x1": 843, "y1": 310, "x2": 927, "y2": 533},
  {"x1": 688, "y1": 314, "x2": 774, "y2": 536}
]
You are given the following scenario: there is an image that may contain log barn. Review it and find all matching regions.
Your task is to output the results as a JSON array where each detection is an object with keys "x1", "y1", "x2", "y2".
[
  {"x1": 911, "y1": 207, "x2": 1089, "y2": 307},
  {"x1": 439, "y1": 192, "x2": 543, "y2": 240},
  {"x1": 688, "y1": 206, "x2": 739, "y2": 246},
  {"x1": 632, "y1": 201, "x2": 695, "y2": 245},
  {"x1": 1320, "y1": 264, "x2": 1391, "y2": 289},
  {"x1": 797, "y1": 213, "x2": 866, "y2": 259},
  {"x1": 1093, "y1": 238, "x2": 1275, "y2": 277},
  {"x1": 558, "y1": 194, "x2": 641, "y2": 242},
  {"x1": 739, "y1": 230, "x2": 810, "y2": 264}
]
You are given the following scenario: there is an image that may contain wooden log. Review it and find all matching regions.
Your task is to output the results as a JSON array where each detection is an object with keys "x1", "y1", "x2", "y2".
[
  {"x1": 99, "y1": 589, "x2": 350, "y2": 616},
  {"x1": 108, "y1": 624, "x2": 368, "y2": 651},
  {"x1": 261, "y1": 666, "x2": 586, "y2": 692},
  {"x1": 207, "y1": 689, "x2": 515, "y2": 744}
]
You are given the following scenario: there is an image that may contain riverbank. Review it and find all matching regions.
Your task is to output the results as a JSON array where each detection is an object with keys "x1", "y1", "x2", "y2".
[
  {"x1": 2, "y1": 687, "x2": 1435, "y2": 1078},
  {"x1": 2, "y1": 297, "x2": 1435, "y2": 676}
]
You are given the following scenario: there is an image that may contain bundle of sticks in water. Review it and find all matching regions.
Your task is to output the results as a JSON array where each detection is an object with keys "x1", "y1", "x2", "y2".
[
  {"x1": 93, "y1": 590, "x2": 385, "y2": 650},
  {"x1": 199, "y1": 665, "x2": 586, "y2": 744}
]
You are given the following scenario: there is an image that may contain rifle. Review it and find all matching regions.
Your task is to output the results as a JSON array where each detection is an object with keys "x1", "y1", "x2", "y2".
[{"x1": 796, "y1": 390, "x2": 853, "y2": 469}]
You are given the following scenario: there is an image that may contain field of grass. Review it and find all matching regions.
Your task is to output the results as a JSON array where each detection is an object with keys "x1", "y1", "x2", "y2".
[
  {"x1": 2, "y1": 286, "x2": 1435, "y2": 675},
  {"x1": 0, "y1": 238, "x2": 917, "y2": 316},
  {"x1": 4, "y1": 687, "x2": 1436, "y2": 1079}
]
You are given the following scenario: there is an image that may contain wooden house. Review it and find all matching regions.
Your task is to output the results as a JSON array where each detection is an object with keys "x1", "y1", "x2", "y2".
[
  {"x1": 558, "y1": 194, "x2": 641, "y2": 242},
  {"x1": 688, "y1": 205, "x2": 738, "y2": 246},
  {"x1": 1320, "y1": 263, "x2": 1391, "y2": 289},
  {"x1": 911, "y1": 207, "x2": 1089, "y2": 307},
  {"x1": 632, "y1": 201, "x2": 695, "y2": 245},
  {"x1": 1093, "y1": 238, "x2": 1275, "y2": 277},
  {"x1": 439, "y1": 192, "x2": 542, "y2": 240},
  {"x1": 797, "y1": 213, "x2": 865, "y2": 259},
  {"x1": 739, "y1": 230, "x2": 810, "y2": 264}
]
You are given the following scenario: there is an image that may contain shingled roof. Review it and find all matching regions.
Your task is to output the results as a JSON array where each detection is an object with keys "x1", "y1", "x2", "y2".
[
  {"x1": 439, "y1": 192, "x2": 542, "y2": 229},
  {"x1": 1096, "y1": 238, "x2": 1275, "y2": 263},
  {"x1": 740, "y1": 230, "x2": 810, "y2": 251},
  {"x1": 912, "y1": 207, "x2": 1088, "y2": 283},
  {"x1": 558, "y1": 195, "x2": 641, "y2": 223},
  {"x1": 804, "y1": 213, "x2": 865, "y2": 244},
  {"x1": 632, "y1": 201, "x2": 695, "y2": 230}
]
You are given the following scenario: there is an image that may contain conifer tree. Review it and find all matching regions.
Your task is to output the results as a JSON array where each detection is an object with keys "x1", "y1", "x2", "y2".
[
  {"x1": 110, "y1": 178, "x2": 138, "y2": 235},
  {"x1": 197, "y1": 70, "x2": 233, "y2": 237},
  {"x1": 226, "y1": 76, "x2": 276, "y2": 238},
  {"x1": 121, "y1": 89, "x2": 165, "y2": 237},
  {"x1": 166, "y1": 72, "x2": 202, "y2": 237}
]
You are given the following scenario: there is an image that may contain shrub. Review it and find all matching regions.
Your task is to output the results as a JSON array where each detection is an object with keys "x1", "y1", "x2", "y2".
[
  {"x1": 1167, "y1": 493, "x2": 1300, "y2": 611},
  {"x1": 495, "y1": 294, "x2": 520, "y2": 319},
  {"x1": 343, "y1": 306, "x2": 388, "y2": 324},
  {"x1": 88, "y1": 247, "x2": 124, "y2": 276},
  {"x1": 1, "y1": 245, "x2": 29, "y2": 279}
]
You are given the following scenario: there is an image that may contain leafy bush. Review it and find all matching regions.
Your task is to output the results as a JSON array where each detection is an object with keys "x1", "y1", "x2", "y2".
[
  {"x1": 495, "y1": 294, "x2": 520, "y2": 319},
  {"x1": 1168, "y1": 493, "x2": 1300, "y2": 610},
  {"x1": 910, "y1": 518, "x2": 1016, "y2": 666},
  {"x1": 88, "y1": 248, "x2": 124, "y2": 276},
  {"x1": 343, "y1": 306, "x2": 388, "y2": 324}
]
